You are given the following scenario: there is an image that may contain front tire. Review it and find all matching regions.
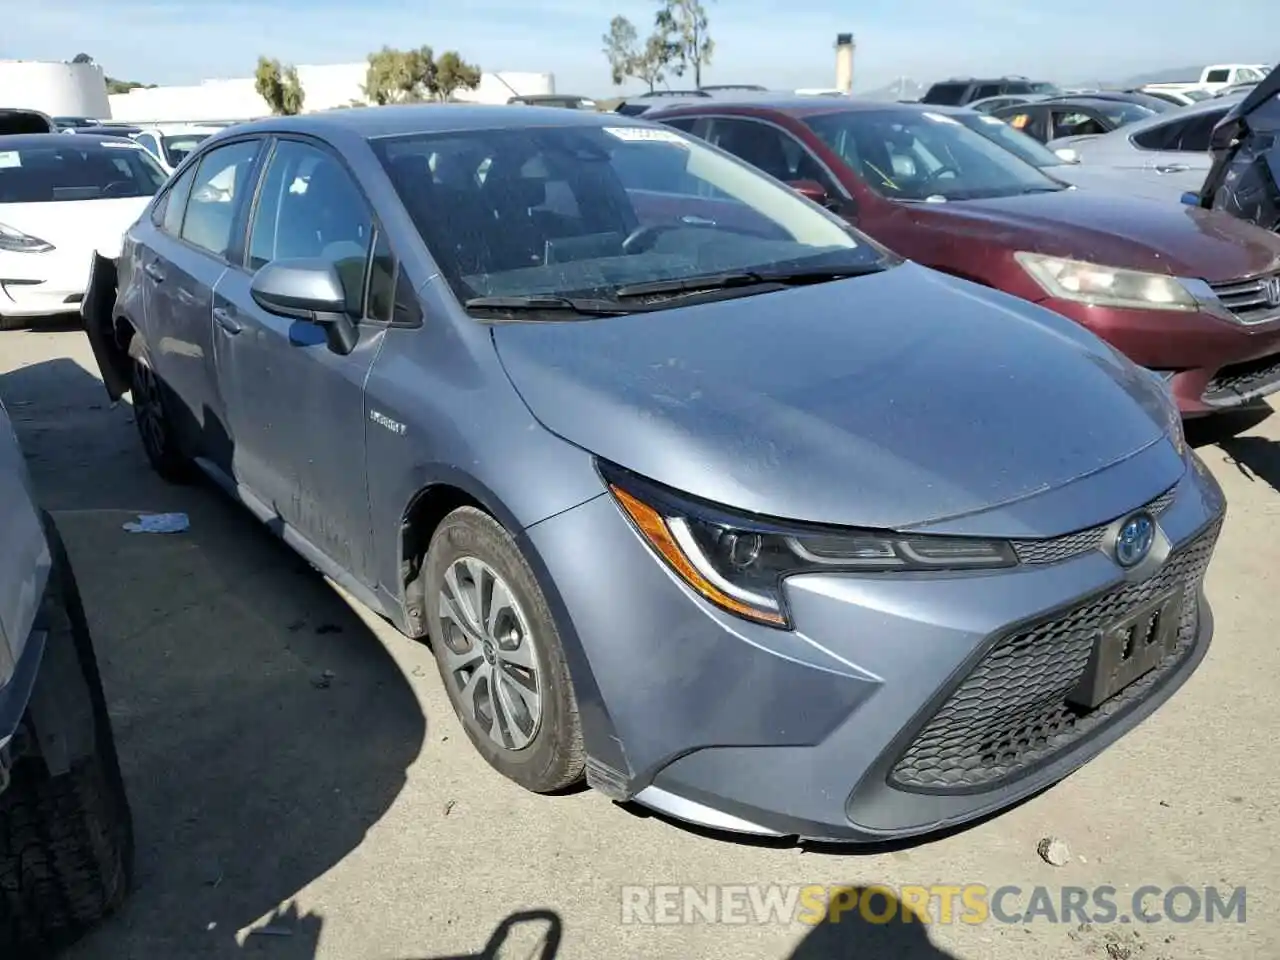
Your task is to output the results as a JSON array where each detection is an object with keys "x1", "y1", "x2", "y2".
[
  {"x1": 128, "y1": 337, "x2": 193, "y2": 483},
  {"x1": 0, "y1": 518, "x2": 134, "y2": 957},
  {"x1": 424, "y1": 507, "x2": 584, "y2": 793}
]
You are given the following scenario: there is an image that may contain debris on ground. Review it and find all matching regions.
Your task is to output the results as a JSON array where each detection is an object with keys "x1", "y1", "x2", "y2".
[
  {"x1": 1037, "y1": 836, "x2": 1071, "y2": 866},
  {"x1": 123, "y1": 512, "x2": 190, "y2": 534},
  {"x1": 312, "y1": 670, "x2": 335, "y2": 689},
  {"x1": 443, "y1": 799, "x2": 457, "y2": 816}
]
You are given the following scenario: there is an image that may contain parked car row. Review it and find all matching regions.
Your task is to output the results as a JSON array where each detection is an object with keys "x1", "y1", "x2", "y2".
[{"x1": 0, "y1": 89, "x2": 1266, "y2": 944}]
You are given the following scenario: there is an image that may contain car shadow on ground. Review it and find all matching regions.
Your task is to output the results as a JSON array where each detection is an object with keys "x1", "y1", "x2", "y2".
[
  {"x1": 0, "y1": 357, "x2": 427, "y2": 959},
  {"x1": 1184, "y1": 405, "x2": 1280, "y2": 494}
]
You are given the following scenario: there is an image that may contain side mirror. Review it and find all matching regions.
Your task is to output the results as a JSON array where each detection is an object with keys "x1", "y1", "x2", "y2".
[
  {"x1": 250, "y1": 258, "x2": 358, "y2": 355},
  {"x1": 787, "y1": 179, "x2": 830, "y2": 204},
  {"x1": 1053, "y1": 147, "x2": 1081, "y2": 164},
  {"x1": 787, "y1": 179, "x2": 849, "y2": 216}
]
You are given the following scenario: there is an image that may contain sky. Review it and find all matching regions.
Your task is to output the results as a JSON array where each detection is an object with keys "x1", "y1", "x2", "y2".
[{"x1": 2, "y1": 0, "x2": 1276, "y2": 96}]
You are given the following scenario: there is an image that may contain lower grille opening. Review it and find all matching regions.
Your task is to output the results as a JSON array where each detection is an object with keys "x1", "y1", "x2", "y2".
[
  {"x1": 888, "y1": 519, "x2": 1221, "y2": 794},
  {"x1": 1203, "y1": 353, "x2": 1280, "y2": 405}
]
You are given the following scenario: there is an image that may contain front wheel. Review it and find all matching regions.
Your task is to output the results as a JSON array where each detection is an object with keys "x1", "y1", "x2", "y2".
[
  {"x1": 128, "y1": 338, "x2": 193, "y2": 483},
  {"x1": 424, "y1": 507, "x2": 584, "y2": 793}
]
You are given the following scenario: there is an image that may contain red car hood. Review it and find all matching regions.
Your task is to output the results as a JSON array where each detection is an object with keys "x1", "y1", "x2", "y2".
[{"x1": 907, "y1": 190, "x2": 1280, "y2": 281}]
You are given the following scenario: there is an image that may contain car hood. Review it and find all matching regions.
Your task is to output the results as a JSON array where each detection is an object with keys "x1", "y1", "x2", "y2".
[
  {"x1": 493, "y1": 263, "x2": 1175, "y2": 532},
  {"x1": 0, "y1": 197, "x2": 151, "y2": 259},
  {"x1": 907, "y1": 189, "x2": 1280, "y2": 280}
]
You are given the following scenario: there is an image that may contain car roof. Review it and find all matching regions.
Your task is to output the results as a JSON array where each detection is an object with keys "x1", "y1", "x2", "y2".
[
  {"x1": 644, "y1": 95, "x2": 935, "y2": 119},
  {"x1": 223, "y1": 104, "x2": 653, "y2": 141},
  {"x1": 1108, "y1": 92, "x2": 1245, "y2": 136},
  {"x1": 0, "y1": 132, "x2": 136, "y2": 147}
]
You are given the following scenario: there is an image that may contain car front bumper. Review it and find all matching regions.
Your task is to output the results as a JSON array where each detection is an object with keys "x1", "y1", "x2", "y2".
[
  {"x1": 0, "y1": 249, "x2": 96, "y2": 318},
  {"x1": 1037, "y1": 296, "x2": 1280, "y2": 415},
  {"x1": 528, "y1": 453, "x2": 1226, "y2": 842}
]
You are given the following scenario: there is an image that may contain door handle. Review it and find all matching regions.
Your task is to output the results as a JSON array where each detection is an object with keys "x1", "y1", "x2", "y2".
[
  {"x1": 143, "y1": 262, "x2": 165, "y2": 282},
  {"x1": 1155, "y1": 163, "x2": 1190, "y2": 174},
  {"x1": 212, "y1": 307, "x2": 242, "y2": 335}
]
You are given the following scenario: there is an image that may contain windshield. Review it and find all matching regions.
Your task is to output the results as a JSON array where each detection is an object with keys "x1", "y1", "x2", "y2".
[
  {"x1": 162, "y1": 133, "x2": 211, "y2": 168},
  {"x1": 803, "y1": 108, "x2": 1064, "y2": 201},
  {"x1": 1183, "y1": 89, "x2": 1213, "y2": 102},
  {"x1": 953, "y1": 113, "x2": 1066, "y2": 168},
  {"x1": 374, "y1": 124, "x2": 888, "y2": 307},
  {"x1": 0, "y1": 139, "x2": 167, "y2": 202}
]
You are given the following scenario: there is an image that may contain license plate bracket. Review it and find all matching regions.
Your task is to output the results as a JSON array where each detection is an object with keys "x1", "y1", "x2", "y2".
[{"x1": 1068, "y1": 585, "x2": 1183, "y2": 710}]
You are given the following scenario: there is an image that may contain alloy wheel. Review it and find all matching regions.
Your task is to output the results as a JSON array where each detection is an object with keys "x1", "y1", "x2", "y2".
[{"x1": 438, "y1": 556, "x2": 543, "y2": 751}]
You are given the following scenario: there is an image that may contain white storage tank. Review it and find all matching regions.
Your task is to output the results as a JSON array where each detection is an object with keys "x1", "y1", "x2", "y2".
[{"x1": 0, "y1": 60, "x2": 111, "y2": 118}]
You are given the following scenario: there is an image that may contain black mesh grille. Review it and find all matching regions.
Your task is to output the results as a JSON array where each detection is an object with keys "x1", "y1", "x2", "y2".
[
  {"x1": 1202, "y1": 353, "x2": 1280, "y2": 406},
  {"x1": 1010, "y1": 486, "x2": 1177, "y2": 565},
  {"x1": 889, "y1": 519, "x2": 1220, "y2": 793}
]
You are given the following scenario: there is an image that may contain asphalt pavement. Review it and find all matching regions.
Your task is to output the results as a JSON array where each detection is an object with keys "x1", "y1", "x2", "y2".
[{"x1": 1, "y1": 324, "x2": 1276, "y2": 960}]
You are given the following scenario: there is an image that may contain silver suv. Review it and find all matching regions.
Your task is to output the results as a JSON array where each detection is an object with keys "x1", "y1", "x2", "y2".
[{"x1": 0, "y1": 398, "x2": 132, "y2": 954}]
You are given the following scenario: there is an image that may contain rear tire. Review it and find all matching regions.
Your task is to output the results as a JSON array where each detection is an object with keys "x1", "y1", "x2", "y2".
[
  {"x1": 128, "y1": 336, "x2": 194, "y2": 483},
  {"x1": 0, "y1": 517, "x2": 134, "y2": 958},
  {"x1": 424, "y1": 507, "x2": 584, "y2": 794}
]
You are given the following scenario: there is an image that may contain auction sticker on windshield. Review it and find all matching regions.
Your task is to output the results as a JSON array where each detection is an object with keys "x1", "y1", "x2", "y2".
[
  {"x1": 604, "y1": 127, "x2": 689, "y2": 145},
  {"x1": 0, "y1": 152, "x2": 20, "y2": 169}
]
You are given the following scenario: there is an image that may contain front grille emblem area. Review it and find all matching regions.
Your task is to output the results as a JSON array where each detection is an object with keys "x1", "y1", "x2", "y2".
[
  {"x1": 1264, "y1": 275, "x2": 1280, "y2": 309},
  {"x1": 1114, "y1": 512, "x2": 1156, "y2": 568}
]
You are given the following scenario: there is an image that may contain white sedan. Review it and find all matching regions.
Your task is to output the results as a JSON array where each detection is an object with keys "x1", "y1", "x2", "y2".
[
  {"x1": 130, "y1": 124, "x2": 222, "y2": 174},
  {"x1": 0, "y1": 133, "x2": 165, "y2": 329}
]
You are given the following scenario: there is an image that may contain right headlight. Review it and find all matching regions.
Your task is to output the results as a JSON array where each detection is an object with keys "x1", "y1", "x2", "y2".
[
  {"x1": 0, "y1": 222, "x2": 54, "y2": 254},
  {"x1": 1014, "y1": 252, "x2": 1198, "y2": 312},
  {"x1": 601, "y1": 463, "x2": 1017, "y2": 629}
]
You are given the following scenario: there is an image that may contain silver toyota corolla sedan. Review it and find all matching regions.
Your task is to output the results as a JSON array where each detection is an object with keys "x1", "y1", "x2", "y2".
[{"x1": 81, "y1": 105, "x2": 1226, "y2": 842}]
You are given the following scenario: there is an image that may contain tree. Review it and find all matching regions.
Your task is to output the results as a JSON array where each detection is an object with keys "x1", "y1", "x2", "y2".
[
  {"x1": 281, "y1": 65, "x2": 305, "y2": 115},
  {"x1": 657, "y1": 0, "x2": 713, "y2": 88},
  {"x1": 601, "y1": 14, "x2": 677, "y2": 92},
  {"x1": 72, "y1": 52, "x2": 94, "y2": 64},
  {"x1": 433, "y1": 51, "x2": 482, "y2": 102},
  {"x1": 255, "y1": 56, "x2": 286, "y2": 114},
  {"x1": 363, "y1": 46, "x2": 438, "y2": 105}
]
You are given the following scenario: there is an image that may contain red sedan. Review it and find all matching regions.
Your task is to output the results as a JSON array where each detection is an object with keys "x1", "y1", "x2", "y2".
[{"x1": 644, "y1": 98, "x2": 1280, "y2": 416}]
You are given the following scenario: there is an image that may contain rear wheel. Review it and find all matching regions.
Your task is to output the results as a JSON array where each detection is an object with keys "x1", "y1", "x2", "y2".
[
  {"x1": 0, "y1": 517, "x2": 134, "y2": 957},
  {"x1": 424, "y1": 507, "x2": 584, "y2": 793},
  {"x1": 128, "y1": 337, "x2": 193, "y2": 483}
]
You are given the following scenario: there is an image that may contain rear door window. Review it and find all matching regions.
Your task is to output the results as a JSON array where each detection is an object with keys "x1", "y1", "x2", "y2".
[
  {"x1": 922, "y1": 83, "x2": 970, "y2": 105},
  {"x1": 1131, "y1": 118, "x2": 1184, "y2": 151},
  {"x1": 1204, "y1": 69, "x2": 1231, "y2": 84},
  {"x1": 972, "y1": 84, "x2": 1002, "y2": 100},
  {"x1": 1173, "y1": 111, "x2": 1229, "y2": 152},
  {"x1": 179, "y1": 139, "x2": 261, "y2": 259}
]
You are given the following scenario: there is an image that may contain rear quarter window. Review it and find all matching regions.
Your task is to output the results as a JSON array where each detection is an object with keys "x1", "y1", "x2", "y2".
[{"x1": 1204, "y1": 69, "x2": 1231, "y2": 83}]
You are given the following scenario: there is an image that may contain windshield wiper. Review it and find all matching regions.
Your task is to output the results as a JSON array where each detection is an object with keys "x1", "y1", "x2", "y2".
[
  {"x1": 463, "y1": 295, "x2": 637, "y2": 317},
  {"x1": 613, "y1": 265, "x2": 881, "y2": 299}
]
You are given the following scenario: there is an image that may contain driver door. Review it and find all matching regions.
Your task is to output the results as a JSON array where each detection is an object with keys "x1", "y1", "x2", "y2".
[{"x1": 211, "y1": 137, "x2": 392, "y2": 579}]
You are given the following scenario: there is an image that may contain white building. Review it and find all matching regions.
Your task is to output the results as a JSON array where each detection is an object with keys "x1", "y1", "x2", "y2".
[
  {"x1": 108, "y1": 63, "x2": 556, "y2": 124},
  {"x1": 0, "y1": 59, "x2": 111, "y2": 118}
]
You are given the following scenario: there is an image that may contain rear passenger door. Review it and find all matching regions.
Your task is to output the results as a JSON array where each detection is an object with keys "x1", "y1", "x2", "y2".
[
  {"x1": 210, "y1": 137, "x2": 393, "y2": 579},
  {"x1": 140, "y1": 137, "x2": 263, "y2": 474},
  {"x1": 1129, "y1": 108, "x2": 1228, "y2": 177}
]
